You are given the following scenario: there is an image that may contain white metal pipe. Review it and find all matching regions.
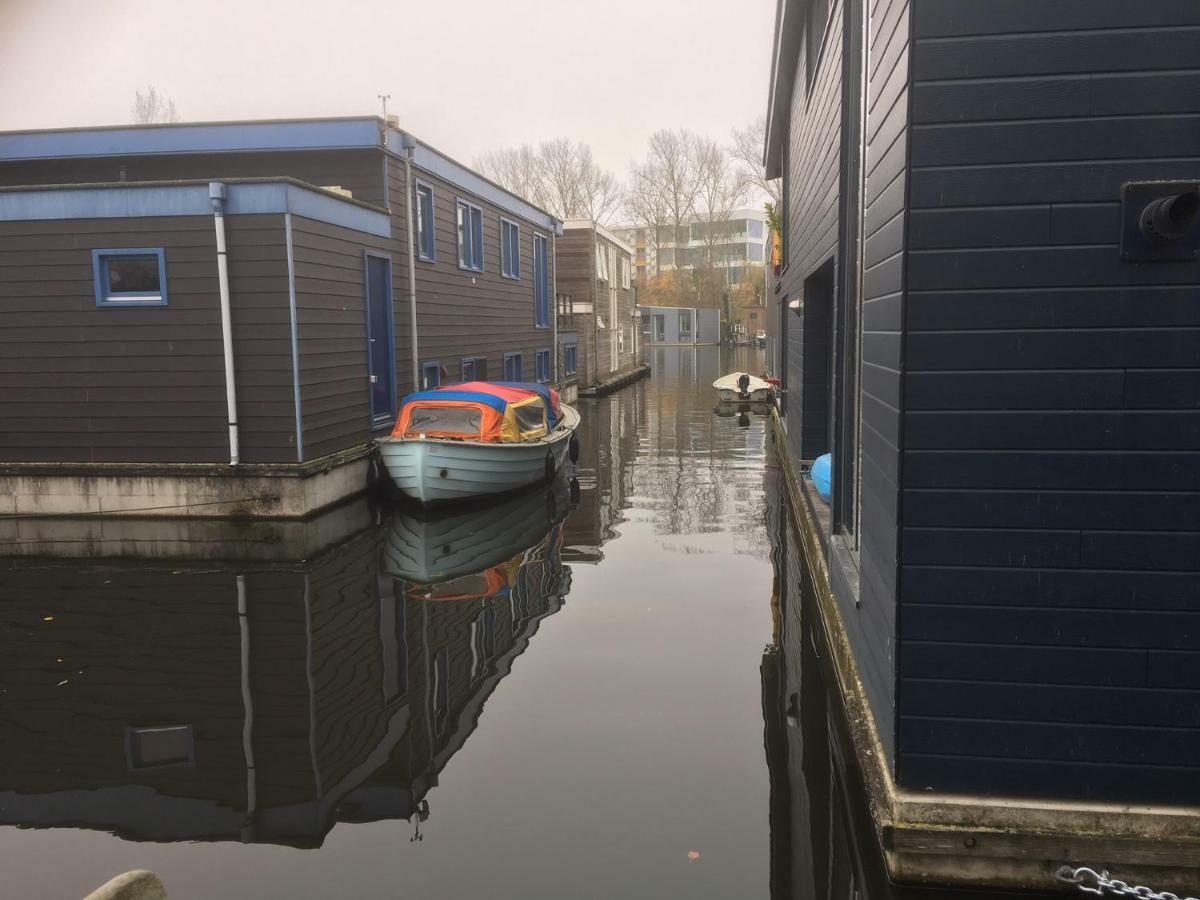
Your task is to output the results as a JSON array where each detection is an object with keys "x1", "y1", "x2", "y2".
[
  {"x1": 402, "y1": 140, "x2": 420, "y2": 392},
  {"x1": 210, "y1": 183, "x2": 240, "y2": 465}
]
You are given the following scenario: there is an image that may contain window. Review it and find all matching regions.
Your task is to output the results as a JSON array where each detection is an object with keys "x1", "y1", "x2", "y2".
[
  {"x1": 749, "y1": 219, "x2": 764, "y2": 239},
  {"x1": 456, "y1": 199, "x2": 484, "y2": 271},
  {"x1": 749, "y1": 242, "x2": 765, "y2": 262},
  {"x1": 461, "y1": 356, "x2": 488, "y2": 382},
  {"x1": 415, "y1": 181, "x2": 436, "y2": 261},
  {"x1": 422, "y1": 362, "x2": 441, "y2": 389},
  {"x1": 564, "y1": 344, "x2": 577, "y2": 375},
  {"x1": 504, "y1": 352, "x2": 523, "y2": 381},
  {"x1": 620, "y1": 256, "x2": 630, "y2": 289},
  {"x1": 595, "y1": 241, "x2": 609, "y2": 281},
  {"x1": 533, "y1": 233, "x2": 551, "y2": 328},
  {"x1": 618, "y1": 327, "x2": 625, "y2": 353},
  {"x1": 500, "y1": 218, "x2": 521, "y2": 279},
  {"x1": 125, "y1": 725, "x2": 194, "y2": 770},
  {"x1": 535, "y1": 349, "x2": 551, "y2": 383},
  {"x1": 678, "y1": 311, "x2": 693, "y2": 338},
  {"x1": 93, "y1": 248, "x2": 167, "y2": 307}
]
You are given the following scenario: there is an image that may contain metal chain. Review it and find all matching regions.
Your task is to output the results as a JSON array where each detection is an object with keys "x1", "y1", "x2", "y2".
[{"x1": 1056, "y1": 866, "x2": 1199, "y2": 900}]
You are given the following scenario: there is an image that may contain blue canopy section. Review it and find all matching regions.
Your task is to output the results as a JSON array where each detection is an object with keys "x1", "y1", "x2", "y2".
[
  {"x1": 492, "y1": 381, "x2": 561, "y2": 427},
  {"x1": 400, "y1": 388, "x2": 509, "y2": 415}
]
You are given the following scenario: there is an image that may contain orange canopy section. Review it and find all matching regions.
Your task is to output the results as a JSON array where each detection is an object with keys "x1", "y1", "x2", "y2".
[{"x1": 392, "y1": 383, "x2": 552, "y2": 443}]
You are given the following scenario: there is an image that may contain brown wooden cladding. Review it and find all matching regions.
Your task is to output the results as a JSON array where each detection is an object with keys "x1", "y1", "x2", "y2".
[
  {"x1": 392, "y1": 164, "x2": 555, "y2": 390},
  {"x1": 557, "y1": 226, "x2": 635, "y2": 386},
  {"x1": 0, "y1": 143, "x2": 563, "y2": 467},
  {"x1": 289, "y1": 215, "x2": 397, "y2": 458},
  {"x1": 0, "y1": 213, "x2": 295, "y2": 464},
  {"x1": 0, "y1": 150, "x2": 387, "y2": 207}
]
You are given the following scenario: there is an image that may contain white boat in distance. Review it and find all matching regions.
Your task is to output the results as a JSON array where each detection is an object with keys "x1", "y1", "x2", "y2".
[
  {"x1": 713, "y1": 372, "x2": 774, "y2": 403},
  {"x1": 379, "y1": 381, "x2": 580, "y2": 505}
]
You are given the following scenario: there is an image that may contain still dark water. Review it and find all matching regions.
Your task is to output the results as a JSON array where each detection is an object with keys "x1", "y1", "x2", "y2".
[{"x1": 0, "y1": 347, "x2": 1037, "y2": 899}]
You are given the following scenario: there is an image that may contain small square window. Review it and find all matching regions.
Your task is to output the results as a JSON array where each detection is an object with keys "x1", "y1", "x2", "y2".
[
  {"x1": 93, "y1": 248, "x2": 168, "y2": 307},
  {"x1": 535, "y1": 349, "x2": 551, "y2": 383},
  {"x1": 504, "y1": 352, "x2": 523, "y2": 381},
  {"x1": 461, "y1": 356, "x2": 488, "y2": 382},
  {"x1": 126, "y1": 725, "x2": 194, "y2": 770},
  {"x1": 501, "y1": 218, "x2": 521, "y2": 279},
  {"x1": 422, "y1": 362, "x2": 442, "y2": 390}
]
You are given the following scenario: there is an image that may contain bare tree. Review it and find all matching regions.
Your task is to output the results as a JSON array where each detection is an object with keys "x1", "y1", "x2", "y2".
[
  {"x1": 475, "y1": 139, "x2": 622, "y2": 224},
  {"x1": 729, "y1": 116, "x2": 780, "y2": 207},
  {"x1": 476, "y1": 144, "x2": 545, "y2": 208},
  {"x1": 629, "y1": 129, "x2": 704, "y2": 280},
  {"x1": 624, "y1": 173, "x2": 670, "y2": 277},
  {"x1": 131, "y1": 86, "x2": 180, "y2": 124},
  {"x1": 693, "y1": 136, "x2": 749, "y2": 274}
]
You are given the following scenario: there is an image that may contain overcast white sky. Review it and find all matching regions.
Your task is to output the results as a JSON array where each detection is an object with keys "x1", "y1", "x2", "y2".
[{"x1": 0, "y1": 0, "x2": 774, "y2": 177}]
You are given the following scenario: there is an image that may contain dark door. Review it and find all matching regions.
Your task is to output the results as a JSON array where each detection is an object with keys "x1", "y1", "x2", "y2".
[{"x1": 365, "y1": 254, "x2": 395, "y2": 426}]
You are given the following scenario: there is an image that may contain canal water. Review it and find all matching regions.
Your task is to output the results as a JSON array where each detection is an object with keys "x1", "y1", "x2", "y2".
[{"x1": 0, "y1": 346, "x2": 1049, "y2": 899}]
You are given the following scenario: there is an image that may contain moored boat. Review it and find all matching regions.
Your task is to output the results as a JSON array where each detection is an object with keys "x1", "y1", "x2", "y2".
[
  {"x1": 380, "y1": 381, "x2": 580, "y2": 505},
  {"x1": 713, "y1": 372, "x2": 774, "y2": 403}
]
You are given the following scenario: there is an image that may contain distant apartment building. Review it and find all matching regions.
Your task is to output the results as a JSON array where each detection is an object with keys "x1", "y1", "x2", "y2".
[{"x1": 614, "y1": 207, "x2": 768, "y2": 285}]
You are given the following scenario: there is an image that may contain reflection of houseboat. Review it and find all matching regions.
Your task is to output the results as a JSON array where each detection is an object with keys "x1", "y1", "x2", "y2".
[{"x1": 0, "y1": 494, "x2": 569, "y2": 849}]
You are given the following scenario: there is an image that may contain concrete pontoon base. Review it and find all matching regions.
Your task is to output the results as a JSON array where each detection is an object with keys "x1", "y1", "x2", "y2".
[
  {"x1": 771, "y1": 410, "x2": 1200, "y2": 893},
  {"x1": 0, "y1": 444, "x2": 374, "y2": 520}
]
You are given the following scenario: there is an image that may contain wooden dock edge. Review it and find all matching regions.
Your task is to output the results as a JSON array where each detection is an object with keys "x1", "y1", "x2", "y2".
[
  {"x1": 770, "y1": 407, "x2": 1200, "y2": 893},
  {"x1": 577, "y1": 363, "x2": 651, "y2": 397}
]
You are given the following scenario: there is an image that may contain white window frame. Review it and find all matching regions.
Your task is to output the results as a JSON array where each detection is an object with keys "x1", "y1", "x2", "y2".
[
  {"x1": 500, "y1": 216, "x2": 521, "y2": 280},
  {"x1": 415, "y1": 180, "x2": 436, "y2": 262},
  {"x1": 456, "y1": 198, "x2": 484, "y2": 272}
]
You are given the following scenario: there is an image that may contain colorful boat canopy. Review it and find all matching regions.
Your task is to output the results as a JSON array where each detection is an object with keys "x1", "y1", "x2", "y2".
[{"x1": 393, "y1": 382, "x2": 553, "y2": 443}]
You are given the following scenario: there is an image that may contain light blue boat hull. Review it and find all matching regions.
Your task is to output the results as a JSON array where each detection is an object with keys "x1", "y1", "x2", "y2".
[{"x1": 379, "y1": 404, "x2": 579, "y2": 505}]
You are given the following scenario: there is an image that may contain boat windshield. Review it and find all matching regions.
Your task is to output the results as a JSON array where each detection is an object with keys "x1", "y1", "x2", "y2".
[
  {"x1": 513, "y1": 400, "x2": 547, "y2": 434},
  {"x1": 406, "y1": 406, "x2": 483, "y2": 438}
]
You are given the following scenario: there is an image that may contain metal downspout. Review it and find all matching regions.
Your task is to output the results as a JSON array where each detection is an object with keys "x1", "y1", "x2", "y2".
[
  {"x1": 552, "y1": 224, "x2": 561, "y2": 385},
  {"x1": 210, "y1": 182, "x2": 240, "y2": 465},
  {"x1": 401, "y1": 134, "x2": 420, "y2": 392}
]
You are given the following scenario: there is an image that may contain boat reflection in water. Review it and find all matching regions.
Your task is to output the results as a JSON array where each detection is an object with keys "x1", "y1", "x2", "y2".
[{"x1": 0, "y1": 479, "x2": 573, "y2": 850}]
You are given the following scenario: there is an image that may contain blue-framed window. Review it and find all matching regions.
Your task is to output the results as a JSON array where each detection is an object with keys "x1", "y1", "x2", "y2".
[
  {"x1": 500, "y1": 217, "x2": 521, "y2": 279},
  {"x1": 460, "y1": 356, "x2": 488, "y2": 382},
  {"x1": 415, "y1": 181, "x2": 436, "y2": 261},
  {"x1": 563, "y1": 344, "x2": 577, "y2": 375},
  {"x1": 93, "y1": 248, "x2": 168, "y2": 307},
  {"x1": 533, "y1": 232, "x2": 550, "y2": 328},
  {"x1": 457, "y1": 199, "x2": 484, "y2": 271},
  {"x1": 422, "y1": 362, "x2": 441, "y2": 389},
  {"x1": 504, "y1": 352, "x2": 522, "y2": 381},
  {"x1": 535, "y1": 349, "x2": 551, "y2": 383}
]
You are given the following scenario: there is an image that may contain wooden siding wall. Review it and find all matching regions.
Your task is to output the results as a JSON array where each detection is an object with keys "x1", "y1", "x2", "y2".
[
  {"x1": 856, "y1": 0, "x2": 910, "y2": 770},
  {"x1": 555, "y1": 228, "x2": 594, "y2": 381},
  {"x1": 899, "y1": 0, "x2": 1200, "y2": 804},
  {"x1": 0, "y1": 150, "x2": 387, "y2": 207},
  {"x1": 388, "y1": 165, "x2": 554, "y2": 391},
  {"x1": 290, "y1": 216, "x2": 397, "y2": 459},
  {"x1": 0, "y1": 213, "x2": 294, "y2": 464},
  {"x1": 780, "y1": 0, "x2": 905, "y2": 765}
]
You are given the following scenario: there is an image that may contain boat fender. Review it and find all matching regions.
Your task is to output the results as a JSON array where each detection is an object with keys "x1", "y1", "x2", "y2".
[
  {"x1": 569, "y1": 434, "x2": 580, "y2": 463},
  {"x1": 439, "y1": 468, "x2": 449, "y2": 479},
  {"x1": 544, "y1": 451, "x2": 556, "y2": 483},
  {"x1": 812, "y1": 453, "x2": 833, "y2": 503}
]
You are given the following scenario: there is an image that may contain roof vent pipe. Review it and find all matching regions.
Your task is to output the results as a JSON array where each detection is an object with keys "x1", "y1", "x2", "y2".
[
  {"x1": 209, "y1": 182, "x2": 240, "y2": 465},
  {"x1": 400, "y1": 132, "x2": 420, "y2": 391}
]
